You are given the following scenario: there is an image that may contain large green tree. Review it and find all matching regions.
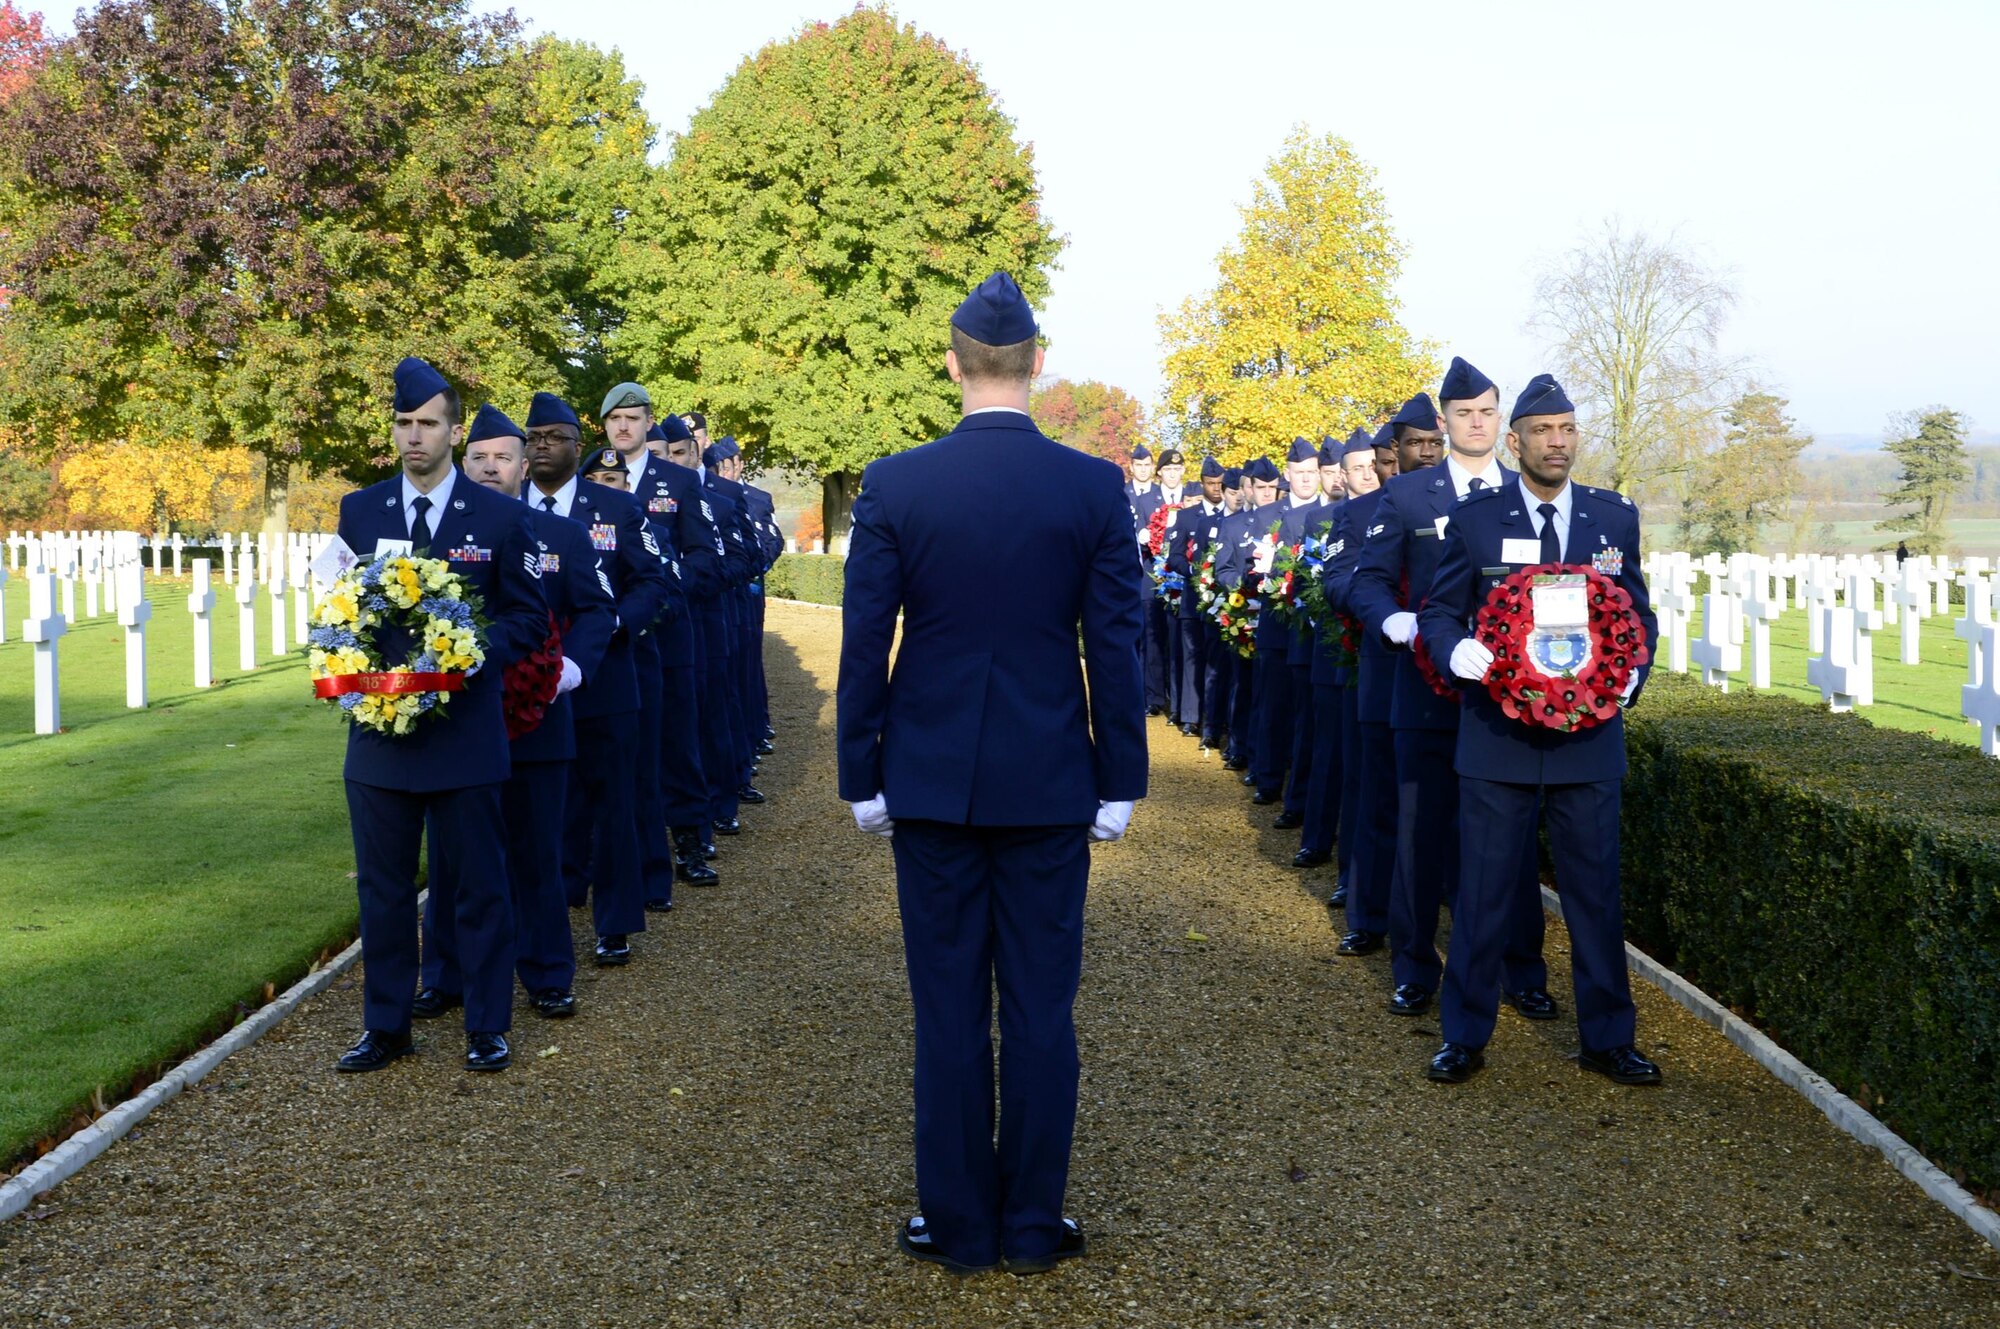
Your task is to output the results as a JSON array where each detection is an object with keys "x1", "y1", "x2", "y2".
[
  {"x1": 1876, "y1": 407, "x2": 1971, "y2": 555},
  {"x1": 1157, "y1": 127, "x2": 1435, "y2": 465},
  {"x1": 613, "y1": 5, "x2": 1063, "y2": 535},
  {"x1": 0, "y1": 0, "x2": 656, "y2": 523},
  {"x1": 1679, "y1": 390, "x2": 1810, "y2": 556}
]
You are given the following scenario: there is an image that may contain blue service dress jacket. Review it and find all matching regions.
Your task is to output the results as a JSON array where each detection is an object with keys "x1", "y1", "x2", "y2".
[
  {"x1": 1351, "y1": 462, "x2": 1520, "y2": 731},
  {"x1": 564, "y1": 479, "x2": 671, "y2": 721},
  {"x1": 837, "y1": 410, "x2": 1149, "y2": 826},
  {"x1": 1416, "y1": 482, "x2": 1658, "y2": 784},
  {"x1": 508, "y1": 505, "x2": 618, "y2": 764},
  {"x1": 1326, "y1": 489, "x2": 1391, "y2": 700},
  {"x1": 1165, "y1": 500, "x2": 1228, "y2": 623},
  {"x1": 335, "y1": 470, "x2": 551, "y2": 792},
  {"x1": 627, "y1": 452, "x2": 722, "y2": 668}
]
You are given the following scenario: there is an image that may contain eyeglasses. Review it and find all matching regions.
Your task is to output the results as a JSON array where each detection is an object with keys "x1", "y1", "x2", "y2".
[{"x1": 525, "y1": 430, "x2": 580, "y2": 445}]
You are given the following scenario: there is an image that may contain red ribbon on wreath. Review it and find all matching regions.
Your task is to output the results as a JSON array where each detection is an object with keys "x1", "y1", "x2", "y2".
[
  {"x1": 502, "y1": 613, "x2": 565, "y2": 740},
  {"x1": 1471, "y1": 563, "x2": 1650, "y2": 733},
  {"x1": 313, "y1": 672, "x2": 466, "y2": 698}
]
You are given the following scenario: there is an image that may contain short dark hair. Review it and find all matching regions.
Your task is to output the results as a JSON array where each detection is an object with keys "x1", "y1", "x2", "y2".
[
  {"x1": 950, "y1": 326, "x2": 1037, "y2": 384},
  {"x1": 440, "y1": 385, "x2": 462, "y2": 427}
]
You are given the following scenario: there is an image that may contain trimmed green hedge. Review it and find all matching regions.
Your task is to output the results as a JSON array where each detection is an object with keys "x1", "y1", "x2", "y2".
[
  {"x1": 764, "y1": 553, "x2": 845, "y2": 606},
  {"x1": 1621, "y1": 673, "x2": 2000, "y2": 1188}
]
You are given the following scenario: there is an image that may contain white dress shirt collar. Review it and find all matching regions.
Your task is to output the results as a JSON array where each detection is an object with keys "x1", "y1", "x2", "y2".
[
  {"x1": 1444, "y1": 453, "x2": 1503, "y2": 501},
  {"x1": 531, "y1": 474, "x2": 580, "y2": 519},
  {"x1": 400, "y1": 468, "x2": 457, "y2": 537}
]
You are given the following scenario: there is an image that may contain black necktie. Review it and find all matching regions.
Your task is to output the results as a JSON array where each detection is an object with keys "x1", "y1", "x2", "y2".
[
  {"x1": 410, "y1": 495, "x2": 433, "y2": 553},
  {"x1": 540, "y1": 495, "x2": 557, "y2": 513},
  {"x1": 1468, "y1": 477, "x2": 1486, "y2": 492},
  {"x1": 1538, "y1": 502, "x2": 1561, "y2": 565}
]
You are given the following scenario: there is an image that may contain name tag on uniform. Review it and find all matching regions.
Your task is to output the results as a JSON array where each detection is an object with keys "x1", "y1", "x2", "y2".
[
  {"x1": 447, "y1": 546, "x2": 492, "y2": 563},
  {"x1": 647, "y1": 496, "x2": 677, "y2": 514},
  {"x1": 1434, "y1": 515, "x2": 1449, "y2": 537},
  {"x1": 590, "y1": 523, "x2": 618, "y2": 552},
  {"x1": 1500, "y1": 538, "x2": 1543, "y2": 565}
]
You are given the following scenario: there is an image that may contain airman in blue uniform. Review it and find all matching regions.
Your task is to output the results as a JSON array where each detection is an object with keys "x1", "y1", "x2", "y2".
[
  {"x1": 333, "y1": 359, "x2": 551, "y2": 1075},
  {"x1": 1274, "y1": 436, "x2": 1332, "y2": 832},
  {"x1": 1418, "y1": 374, "x2": 1661, "y2": 1086},
  {"x1": 1165, "y1": 456, "x2": 1227, "y2": 741}
]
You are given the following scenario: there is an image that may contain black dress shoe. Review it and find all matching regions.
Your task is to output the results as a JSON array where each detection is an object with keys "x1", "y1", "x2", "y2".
[
  {"x1": 645, "y1": 896, "x2": 675, "y2": 912},
  {"x1": 529, "y1": 989, "x2": 577, "y2": 1019},
  {"x1": 1427, "y1": 1042, "x2": 1485, "y2": 1083},
  {"x1": 754, "y1": 738, "x2": 775, "y2": 756},
  {"x1": 1223, "y1": 755, "x2": 1248, "y2": 771},
  {"x1": 1006, "y1": 1218, "x2": 1086, "y2": 1275},
  {"x1": 1292, "y1": 848, "x2": 1331, "y2": 868},
  {"x1": 1250, "y1": 789, "x2": 1280, "y2": 805},
  {"x1": 1505, "y1": 987, "x2": 1561, "y2": 1021},
  {"x1": 465, "y1": 1032, "x2": 510, "y2": 1072},
  {"x1": 1239, "y1": 772, "x2": 1256, "y2": 786},
  {"x1": 1179, "y1": 722, "x2": 1199, "y2": 738},
  {"x1": 1387, "y1": 983, "x2": 1433, "y2": 1016},
  {"x1": 701, "y1": 840, "x2": 718, "y2": 860},
  {"x1": 410, "y1": 987, "x2": 462, "y2": 1020},
  {"x1": 1271, "y1": 810, "x2": 1304, "y2": 830},
  {"x1": 1327, "y1": 884, "x2": 1349, "y2": 908},
  {"x1": 1337, "y1": 929, "x2": 1385, "y2": 956},
  {"x1": 1147, "y1": 705, "x2": 1166, "y2": 717},
  {"x1": 678, "y1": 858, "x2": 718, "y2": 885},
  {"x1": 712, "y1": 818, "x2": 741, "y2": 836},
  {"x1": 336, "y1": 1030, "x2": 414, "y2": 1073},
  {"x1": 896, "y1": 1216, "x2": 997, "y2": 1275},
  {"x1": 594, "y1": 934, "x2": 631, "y2": 966},
  {"x1": 1578, "y1": 1044, "x2": 1663, "y2": 1085},
  {"x1": 736, "y1": 785, "x2": 766, "y2": 805}
]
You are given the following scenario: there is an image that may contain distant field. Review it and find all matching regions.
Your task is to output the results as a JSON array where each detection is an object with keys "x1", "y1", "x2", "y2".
[{"x1": 1649, "y1": 517, "x2": 2000, "y2": 556}]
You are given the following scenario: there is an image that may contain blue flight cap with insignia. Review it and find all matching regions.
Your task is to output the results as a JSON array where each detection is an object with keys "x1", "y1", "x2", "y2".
[
  {"x1": 525, "y1": 392, "x2": 580, "y2": 432},
  {"x1": 1222, "y1": 466, "x2": 1243, "y2": 488},
  {"x1": 1131, "y1": 443, "x2": 1152, "y2": 461},
  {"x1": 583, "y1": 446, "x2": 624, "y2": 472},
  {"x1": 599, "y1": 381, "x2": 651, "y2": 418},
  {"x1": 1243, "y1": 456, "x2": 1280, "y2": 483},
  {"x1": 1341, "y1": 428, "x2": 1376, "y2": 458},
  {"x1": 1510, "y1": 373, "x2": 1576, "y2": 423},
  {"x1": 1158, "y1": 448, "x2": 1185, "y2": 466},
  {"x1": 465, "y1": 403, "x2": 523, "y2": 444},
  {"x1": 659, "y1": 413, "x2": 694, "y2": 444},
  {"x1": 645, "y1": 424, "x2": 668, "y2": 444},
  {"x1": 1392, "y1": 392, "x2": 1440, "y2": 431},
  {"x1": 392, "y1": 357, "x2": 450, "y2": 412},
  {"x1": 1438, "y1": 357, "x2": 1497, "y2": 404},
  {"x1": 1199, "y1": 455, "x2": 1224, "y2": 479},
  {"x1": 951, "y1": 271, "x2": 1039, "y2": 345},
  {"x1": 1286, "y1": 436, "x2": 1319, "y2": 464}
]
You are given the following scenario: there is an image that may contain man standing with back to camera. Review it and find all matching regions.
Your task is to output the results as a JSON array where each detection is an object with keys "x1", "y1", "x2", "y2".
[{"x1": 837, "y1": 272, "x2": 1148, "y2": 1276}]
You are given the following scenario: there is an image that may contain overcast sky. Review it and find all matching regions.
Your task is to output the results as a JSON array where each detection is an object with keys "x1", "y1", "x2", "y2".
[{"x1": 497, "y1": 0, "x2": 1992, "y2": 444}]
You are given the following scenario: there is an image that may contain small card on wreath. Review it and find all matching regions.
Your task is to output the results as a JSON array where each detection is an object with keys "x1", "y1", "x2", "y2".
[{"x1": 1527, "y1": 573, "x2": 1590, "y2": 677}]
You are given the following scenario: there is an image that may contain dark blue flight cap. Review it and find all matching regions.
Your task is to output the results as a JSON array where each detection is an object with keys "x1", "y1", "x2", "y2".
[
  {"x1": 951, "y1": 272, "x2": 1039, "y2": 345},
  {"x1": 645, "y1": 424, "x2": 667, "y2": 443},
  {"x1": 703, "y1": 436, "x2": 742, "y2": 468},
  {"x1": 1242, "y1": 456, "x2": 1280, "y2": 483},
  {"x1": 1200, "y1": 455, "x2": 1224, "y2": 479},
  {"x1": 1510, "y1": 373, "x2": 1577, "y2": 423},
  {"x1": 1318, "y1": 436, "x2": 1340, "y2": 468},
  {"x1": 1438, "y1": 356, "x2": 1496, "y2": 404},
  {"x1": 465, "y1": 403, "x2": 523, "y2": 444},
  {"x1": 1370, "y1": 422, "x2": 1396, "y2": 448},
  {"x1": 1285, "y1": 436, "x2": 1320, "y2": 464},
  {"x1": 659, "y1": 413, "x2": 694, "y2": 443},
  {"x1": 525, "y1": 392, "x2": 580, "y2": 432},
  {"x1": 392, "y1": 357, "x2": 451, "y2": 412},
  {"x1": 1130, "y1": 443, "x2": 1152, "y2": 461},
  {"x1": 584, "y1": 446, "x2": 624, "y2": 472},
  {"x1": 1391, "y1": 391, "x2": 1439, "y2": 431},
  {"x1": 1222, "y1": 466, "x2": 1243, "y2": 488},
  {"x1": 1341, "y1": 428, "x2": 1376, "y2": 458}
]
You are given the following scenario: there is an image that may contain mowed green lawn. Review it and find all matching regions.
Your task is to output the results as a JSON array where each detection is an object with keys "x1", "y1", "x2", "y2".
[
  {"x1": 1681, "y1": 595, "x2": 1981, "y2": 746},
  {"x1": 0, "y1": 573, "x2": 356, "y2": 1160}
]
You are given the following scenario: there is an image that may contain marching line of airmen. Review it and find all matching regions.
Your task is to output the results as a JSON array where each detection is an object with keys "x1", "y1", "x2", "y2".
[
  {"x1": 1129, "y1": 357, "x2": 1666, "y2": 1086},
  {"x1": 333, "y1": 358, "x2": 784, "y2": 1074}
]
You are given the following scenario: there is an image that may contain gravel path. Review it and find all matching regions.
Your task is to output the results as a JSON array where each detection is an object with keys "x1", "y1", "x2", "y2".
[{"x1": 3, "y1": 600, "x2": 1997, "y2": 1327}]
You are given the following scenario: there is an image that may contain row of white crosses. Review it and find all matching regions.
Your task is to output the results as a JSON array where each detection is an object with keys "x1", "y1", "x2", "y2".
[{"x1": 14, "y1": 529, "x2": 335, "y2": 735}]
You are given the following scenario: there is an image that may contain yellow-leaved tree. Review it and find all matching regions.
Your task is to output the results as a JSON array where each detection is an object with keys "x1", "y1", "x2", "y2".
[
  {"x1": 57, "y1": 439, "x2": 258, "y2": 532},
  {"x1": 1158, "y1": 127, "x2": 1436, "y2": 464}
]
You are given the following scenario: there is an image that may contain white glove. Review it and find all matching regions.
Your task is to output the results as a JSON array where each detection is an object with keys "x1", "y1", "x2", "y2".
[
  {"x1": 1620, "y1": 669, "x2": 1642, "y2": 704},
  {"x1": 1253, "y1": 539, "x2": 1277, "y2": 575},
  {"x1": 1090, "y1": 800, "x2": 1134, "y2": 842},
  {"x1": 556, "y1": 656, "x2": 583, "y2": 694},
  {"x1": 1382, "y1": 611, "x2": 1418, "y2": 646},
  {"x1": 1449, "y1": 638, "x2": 1495, "y2": 682},
  {"x1": 849, "y1": 793, "x2": 895, "y2": 839}
]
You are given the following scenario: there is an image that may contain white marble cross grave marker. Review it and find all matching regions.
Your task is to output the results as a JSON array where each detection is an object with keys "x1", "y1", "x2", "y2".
[
  {"x1": 1889, "y1": 562, "x2": 1931, "y2": 666},
  {"x1": 1963, "y1": 622, "x2": 2000, "y2": 758},
  {"x1": 1806, "y1": 603, "x2": 1881, "y2": 712},
  {"x1": 222, "y1": 533, "x2": 235, "y2": 586},
  {"x1": 172, "y1": 533, "x2": 184, "y2": 579},
  {"x1": 24, "y1": 570, "x2": 66, "y2": 734},
  {"x1": 1954, "y1": 572, "x2": 1991, "y2": 687},
  {"x1": 118, "y1": 559, "x2": 151, "y2": 708},
  {"x1": 0, "y1": 561, "x2": 8, "y2": 644},
  {"x1": 269, "y1": 552, "x2": 289, "y2": 656},
  {"x1": 188, "y1": 557, "x2": 216, "y2": 688},
  {"x1": 1690, "y1": 590, "x2": 1743, "y2": 691},
  {"x1": 1742, "y1": 566, "x2": 1786, "y2": 689},
  {"x1": 1654, "y1": 571, "x2": 1695, "y2": 674},
  {"x1": 236, "y1": 550, "x2": 259, "y2": 671}
]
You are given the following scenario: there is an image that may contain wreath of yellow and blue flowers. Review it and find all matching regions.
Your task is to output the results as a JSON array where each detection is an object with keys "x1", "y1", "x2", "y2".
[{"x1": 306, "y1": 555, "x2": 487, "y2": 736}]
